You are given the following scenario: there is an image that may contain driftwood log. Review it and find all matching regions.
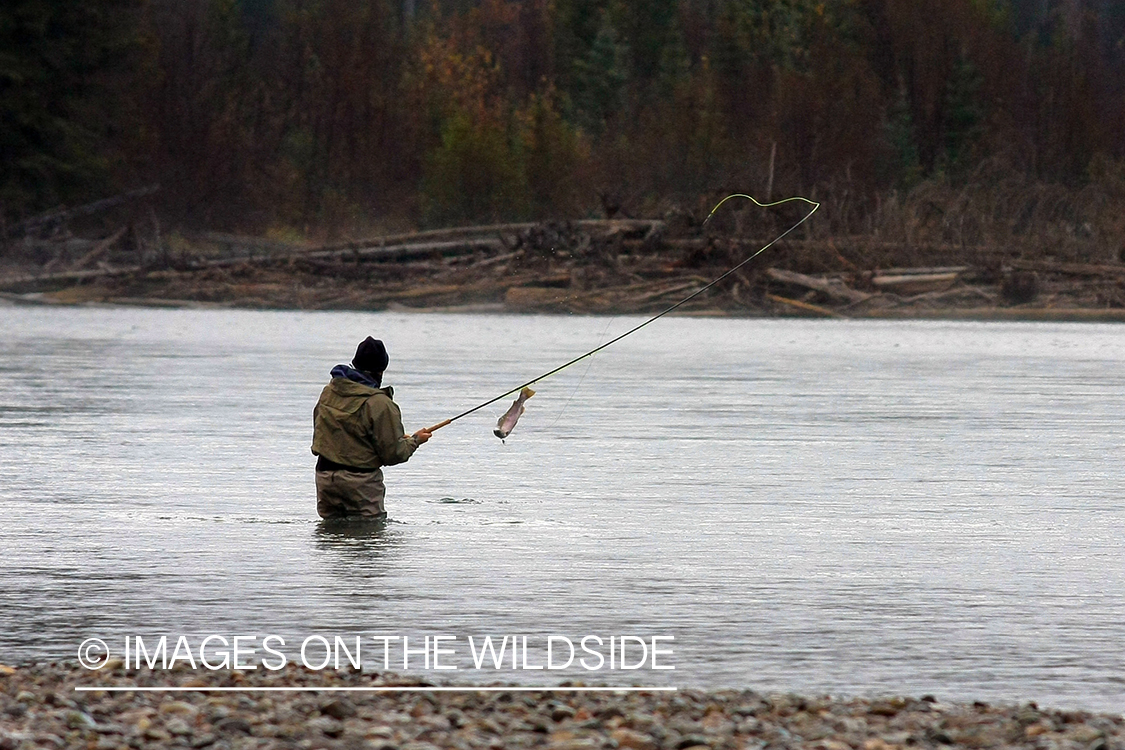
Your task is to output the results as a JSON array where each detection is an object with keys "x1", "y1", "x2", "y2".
[
  {"x1": 871, "y1": 272, "x2": 960, "y2": 295},
  {"x1": 766, "y1": 267, "x2": 871, "y2": 304}
]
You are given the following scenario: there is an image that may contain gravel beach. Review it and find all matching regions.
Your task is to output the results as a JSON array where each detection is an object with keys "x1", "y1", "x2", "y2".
[{"x1": 1, "y1": 663, "x2": 1121, "y2": 750}]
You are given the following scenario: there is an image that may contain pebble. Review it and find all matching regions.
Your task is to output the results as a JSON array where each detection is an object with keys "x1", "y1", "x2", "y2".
[
  {"x1": 1, "y1": 663, "x2": 1123, "y2": 750},
  {"x1": 611, "y1": 727, "x2": 657, "y2": 750},
  {"x1": 64, "y1": 709, "x2": 96, "y2": 729},
  {"x1": 164, "y1": 717, "x2": 193, "y2": 736},
  {"x1": 320, "y1": 697, "x2": 357, "y2": 720},
  {"x1": 159, "y1": 699, "x2": 199, "y2": 716},
  {"x1": 552, "y1": 705, "x2": 577, "y2": 722}
]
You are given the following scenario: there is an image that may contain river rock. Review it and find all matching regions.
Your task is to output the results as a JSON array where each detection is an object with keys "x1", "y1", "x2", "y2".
[
  {"x1": 320, "y1": 697, "x2": 358, "y2": 720},
  {"x1": 612, "y1": 727, "x2": 657, "y2": 750},
  {"x1": 2, "y1": 664, "x2": 1124, "y2": 750}
]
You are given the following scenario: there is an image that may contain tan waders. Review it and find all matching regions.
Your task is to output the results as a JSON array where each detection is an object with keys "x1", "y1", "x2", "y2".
[{"x1": 315, "y1": 467, "x2": 388, "y2": 519}]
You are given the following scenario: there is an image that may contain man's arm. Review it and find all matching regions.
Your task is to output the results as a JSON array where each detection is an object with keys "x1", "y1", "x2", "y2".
[{"x1": 369, "y1": 396, "x2": 421, "y2": 466}]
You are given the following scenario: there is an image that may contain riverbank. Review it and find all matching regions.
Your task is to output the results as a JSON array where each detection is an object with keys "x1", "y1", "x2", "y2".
[
  {"x1": 3, "y1": 221, "x2": 1124, "y2": 321},
  {"x1": 1, "y1": 663, "x2": 1122, "y2": 750}
]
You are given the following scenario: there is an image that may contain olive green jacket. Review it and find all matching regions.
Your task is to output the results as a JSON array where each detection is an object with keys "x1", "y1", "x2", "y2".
[{"x1": 311, "y1": 379, "x2": 418, "y2": 469}]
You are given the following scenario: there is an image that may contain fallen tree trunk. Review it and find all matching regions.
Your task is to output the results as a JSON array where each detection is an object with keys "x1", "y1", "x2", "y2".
[
  {"x1": 307, "y1": 218, "x2": 663, "y2": 255},
  {"x1": 166, "y1": 237, "x2": 508, "y2": 275},
  {"x1": 72, "y1": 227, "x2": 128, "y2": 270},
  {"x1": 766, "y1": 267, "x2": 871, "y2": 304},
  {"x1": 0, "y1": 264, "x2": 145, "y2": 291},
  {"x1": 1009, "y1": 259, "x2": 1125, "y2": 279},
  {"x1": 871, "y1": 272, "x2": 960, "y2": 295},
  {"x1": 5, "y1": 185, "x2": 159, "y2": 237},
  {"x1": 627, "y1": 280, "x2": 706, "y2": 306},
  {"x1": 870, "y1": 265, "x2": 969, "y2": 276}
]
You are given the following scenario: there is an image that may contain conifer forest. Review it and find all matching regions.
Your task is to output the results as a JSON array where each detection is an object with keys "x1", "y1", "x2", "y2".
[{"x1": 3, "y1": 1, "x2": 1124, "y2": 285}]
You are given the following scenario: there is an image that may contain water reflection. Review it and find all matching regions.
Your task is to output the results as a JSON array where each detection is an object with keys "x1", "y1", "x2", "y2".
[
  {"x1": 314, "y1": 516, "x2": 390, "y2": 541},
  {"x1": 312, "y1": 517, "x2": 404, "y2": 582}
]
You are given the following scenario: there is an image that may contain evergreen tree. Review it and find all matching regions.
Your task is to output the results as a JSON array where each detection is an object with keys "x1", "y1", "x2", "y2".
[
  {"x1": 0, "y1": 0, "x2": 143, "y2": 220},
  {"x1": 568, "y1": 10, "x2": 628, "y2": 134},
  {"x1": 940, "y1": 51, "x2": 985, "y2": 175},
  {"x1": 884, "y1": 78, "x2": 922, "y2": 187}
]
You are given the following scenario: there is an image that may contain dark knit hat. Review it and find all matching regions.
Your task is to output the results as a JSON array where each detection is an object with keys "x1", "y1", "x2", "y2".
[{"x1": 352, "y1": 337, "x2": 389, "y2": 374}]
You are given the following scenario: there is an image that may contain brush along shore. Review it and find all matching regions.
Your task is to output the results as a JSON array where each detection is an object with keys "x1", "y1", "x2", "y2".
[
  {"x1": 2, "y1": 220, "x2": 1124, "y2": 320},
  {"x1": 2, "y1": 662, "x2": 1123, "y2": 750}
]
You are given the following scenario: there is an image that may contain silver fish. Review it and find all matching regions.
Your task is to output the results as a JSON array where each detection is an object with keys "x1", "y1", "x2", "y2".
[{"x1": 494, "y1": 387, "x2": 535, "y2": 440}]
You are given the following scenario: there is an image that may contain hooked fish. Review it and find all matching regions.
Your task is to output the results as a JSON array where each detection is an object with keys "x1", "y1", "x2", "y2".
[{"x1": 494, "y1": 387, "x2": 535, "y2": 440}]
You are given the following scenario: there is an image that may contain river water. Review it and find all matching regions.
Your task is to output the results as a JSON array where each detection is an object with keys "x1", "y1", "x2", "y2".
[{"x1": 0, "y1": 306, "x2": 1122, "y2": 711}]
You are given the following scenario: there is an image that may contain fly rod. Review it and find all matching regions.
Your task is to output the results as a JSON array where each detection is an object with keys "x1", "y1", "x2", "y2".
[{"x1": 420, "y1": 193, "x2": 820, "y2": 434}]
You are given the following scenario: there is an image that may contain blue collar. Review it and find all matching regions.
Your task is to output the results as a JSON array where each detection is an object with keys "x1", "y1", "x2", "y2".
[{"x1": 330, "y1": 364, "x2": 382, "y2": 388}]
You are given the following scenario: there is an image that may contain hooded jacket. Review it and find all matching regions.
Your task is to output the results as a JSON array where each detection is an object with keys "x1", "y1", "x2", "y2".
[{"x1": 311, "y1": 377, "x2": 418, "y2": 470}]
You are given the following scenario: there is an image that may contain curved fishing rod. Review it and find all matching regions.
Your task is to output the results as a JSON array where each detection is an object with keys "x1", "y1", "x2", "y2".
[{"x1": 422, "y1": 193, "x2": 820, "y2": 433}]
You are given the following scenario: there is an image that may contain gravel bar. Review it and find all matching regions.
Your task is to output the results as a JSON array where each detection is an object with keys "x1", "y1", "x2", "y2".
[{"x1": 1, "y1": 663, "x2": 1122, "y2": 750}]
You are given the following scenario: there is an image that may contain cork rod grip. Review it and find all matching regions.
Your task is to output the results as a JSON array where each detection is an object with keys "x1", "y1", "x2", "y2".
[{"x1": 405, "y1": 419, "x2": 452, "y2": 439}]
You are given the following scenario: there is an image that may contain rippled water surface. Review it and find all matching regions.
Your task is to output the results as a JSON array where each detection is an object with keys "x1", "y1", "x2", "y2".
[{"x1": 1, "y1": 306, "x2": 1123, "y2": 711}]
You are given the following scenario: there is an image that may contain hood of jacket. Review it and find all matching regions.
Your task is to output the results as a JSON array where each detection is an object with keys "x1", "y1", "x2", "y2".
[
  {"x1": 330, "y1": 364, "x2": 381, "y2": 387},
  {"x1": 327, "y1": 377, "x2": 394, "y2": 401}
]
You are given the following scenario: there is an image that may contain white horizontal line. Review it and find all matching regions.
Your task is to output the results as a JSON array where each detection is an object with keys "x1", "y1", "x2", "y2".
[{"x1": 74, "y1": 685, "x2": 676, "y2": 693}]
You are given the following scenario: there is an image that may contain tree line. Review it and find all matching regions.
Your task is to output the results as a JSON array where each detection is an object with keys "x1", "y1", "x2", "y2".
[{"x1": 3, "y1": 0, "x2": 1124, "y2": 241}]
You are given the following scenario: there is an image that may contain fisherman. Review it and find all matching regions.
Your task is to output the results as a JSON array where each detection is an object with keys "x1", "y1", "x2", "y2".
[{"x1": 311, "y1": 337, "x2": 431, "y2": 519}]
